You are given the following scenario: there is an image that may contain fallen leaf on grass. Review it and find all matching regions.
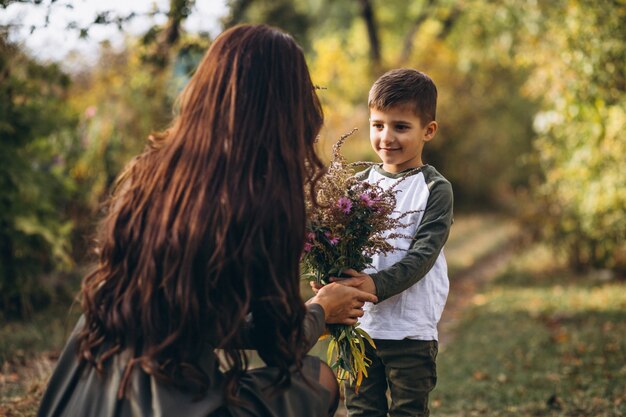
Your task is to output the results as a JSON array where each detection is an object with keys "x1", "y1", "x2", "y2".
[
  {"x1": 472, "y1": 294, "x2": 488, "y2": 306},
  {"x1": 472, "y1": 370, "x2": 489, "y2": 381},
  {"x1": 551, "y1": 330, "x2": 569, "y2": 343}
]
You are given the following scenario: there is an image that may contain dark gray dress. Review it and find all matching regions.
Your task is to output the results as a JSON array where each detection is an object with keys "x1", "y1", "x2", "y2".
[{"x1": 37, "y1": 304, "x2": 330, "y2": 417}]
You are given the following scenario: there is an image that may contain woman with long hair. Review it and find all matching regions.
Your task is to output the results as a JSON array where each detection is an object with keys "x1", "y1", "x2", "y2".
[{"x1": 37, "y1": 24, "x2": 377, "y2": 417}]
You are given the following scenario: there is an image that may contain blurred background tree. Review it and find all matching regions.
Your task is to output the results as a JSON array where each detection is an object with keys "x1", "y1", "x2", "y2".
[
  {"x1": 0, "y1": 0, "x2": 624, "y2": 318},
  {"x1": 511, "y1": 0, "x2": 626, "y2": 272},
  {"x1": 0, "y1": 32, "x2": 77, "y2": 316},
  {"x1": 453, "y1": 0, "x2": 626, "y2": 271}
]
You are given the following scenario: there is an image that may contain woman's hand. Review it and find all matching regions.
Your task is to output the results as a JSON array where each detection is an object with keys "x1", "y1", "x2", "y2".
[{"x1": 308, "y1": 282, "x2": 377, "y2": 325}]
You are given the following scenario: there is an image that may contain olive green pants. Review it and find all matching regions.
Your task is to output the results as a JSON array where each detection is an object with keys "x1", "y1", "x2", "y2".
[{"x1": 343, "y1": 339, "x2": 438, "y2": 417}]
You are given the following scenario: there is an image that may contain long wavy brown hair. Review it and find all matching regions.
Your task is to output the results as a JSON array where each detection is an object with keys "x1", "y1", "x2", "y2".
[{"x1": 78, "y1": 24, "x2": 325, "y2": 402}]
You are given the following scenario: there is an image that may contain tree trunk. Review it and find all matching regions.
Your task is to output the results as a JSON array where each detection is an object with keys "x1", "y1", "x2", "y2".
[
  {"x1": 222, "y1": 0, "x2": 254, "y2": 29},
  {"x1": 357, "y1": 0, "x2": 382, "y2": 69},
  {"x1": 151, "y1": 0, "x2": 194, "y2": 69}
]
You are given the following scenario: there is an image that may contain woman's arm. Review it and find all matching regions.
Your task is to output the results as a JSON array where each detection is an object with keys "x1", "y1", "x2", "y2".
[{"x1": 234, "y1": 283, "x2": 377, "y2": 352}]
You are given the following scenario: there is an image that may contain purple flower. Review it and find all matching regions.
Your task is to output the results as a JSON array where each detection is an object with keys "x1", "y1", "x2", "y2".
[
  {"x1": 359, "y1": 193, "x2": 374, "y2": 207},
  {"x1": 337, "y1": 197, "x2": 353, "y2": 214},
  {"x1": 325, "y1": 231, "x2": 340, "y2": 245}
]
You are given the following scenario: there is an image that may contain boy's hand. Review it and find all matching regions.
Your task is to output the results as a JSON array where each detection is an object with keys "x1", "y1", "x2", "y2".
[{"x1": 331, "y1": 269, "x2": 377, "y2": 297}]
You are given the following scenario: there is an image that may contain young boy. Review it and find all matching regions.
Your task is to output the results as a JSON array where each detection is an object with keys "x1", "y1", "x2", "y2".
[{"x1": 341, "y1": 68, "x2": 453, "y2": 417}]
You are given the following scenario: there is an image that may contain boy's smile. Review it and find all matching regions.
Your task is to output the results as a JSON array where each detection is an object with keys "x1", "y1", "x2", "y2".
[{"x1": 370, "y1": 105, "x2": 437, "y2": 173}]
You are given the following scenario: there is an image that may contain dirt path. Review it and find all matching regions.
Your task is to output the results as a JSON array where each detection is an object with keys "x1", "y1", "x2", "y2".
[{"x1": 438, "y1": 237, "x2": 522, "y2": 350}]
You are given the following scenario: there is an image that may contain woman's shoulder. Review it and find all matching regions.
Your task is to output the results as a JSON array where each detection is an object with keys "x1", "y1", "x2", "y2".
[{"x1": 38, "y1": 317, "x2": 224, "y2": 417}]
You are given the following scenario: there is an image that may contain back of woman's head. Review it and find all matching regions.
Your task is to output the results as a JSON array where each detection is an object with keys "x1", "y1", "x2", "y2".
[{"x1": 79, "y1": 24, "x2": 324, "y2": 401}]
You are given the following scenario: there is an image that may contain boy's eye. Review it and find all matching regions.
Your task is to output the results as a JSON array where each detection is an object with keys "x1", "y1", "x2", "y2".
[
  {"x1": 395, "y1": 124, "x2": 410, "y2": 131},
  {"x1": 371, "y1": 123, "x2": 384, "y2": 129}
]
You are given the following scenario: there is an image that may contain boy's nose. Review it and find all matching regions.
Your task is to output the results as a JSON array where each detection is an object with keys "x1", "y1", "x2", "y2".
[{"x1": 380, "y1": 129, "x2": 393, "y2": 144}]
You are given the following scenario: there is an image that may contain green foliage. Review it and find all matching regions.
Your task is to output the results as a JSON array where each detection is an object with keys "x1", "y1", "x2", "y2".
[
  {"x1": 63, "y1": 37, "x2": 193, "y2": 261},
  {"x1": 68, "y1": 42, "x2": 172, "y2": 206},
  {"x1": 533, "y1": 101, "x2": 626, "y2": 271},
  {"x1": 0, "y1": 34, "x2": 78, "y2": 317},
  {"x1": 409, "y1": 26, "x2": 539, "y2": 207},
  {"x1": 438, "y1": 0, "x2": 626, "y2": 270},
  {"x1": 501, "y1": 0, "x2": 626, "y2": 271}
]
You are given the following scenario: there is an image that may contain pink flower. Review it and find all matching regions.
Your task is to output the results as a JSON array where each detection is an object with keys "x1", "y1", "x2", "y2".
[
  {"x1": 359, "y1": 193, "x2": 374, "y2": 207},
  {"x1": 325, "y1": 231, "x2": 340, "y2": 245},
  {"x1": 304, "y1": 242, "x2": 313, "y2": 252},
  {"x1": 306, "y1": 232, "x2": 316, "y2": 241},
  {"x1": 337, "y1": 197, "x2": 353, "y2": 214},
  {"x1": 84, "y1": 106, "x2": 97, "y2": 119}
]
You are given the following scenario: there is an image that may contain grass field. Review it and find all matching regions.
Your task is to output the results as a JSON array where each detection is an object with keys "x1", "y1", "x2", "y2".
[{"x1": 431, "y1": 243, "x2": 626, "y2": 417}]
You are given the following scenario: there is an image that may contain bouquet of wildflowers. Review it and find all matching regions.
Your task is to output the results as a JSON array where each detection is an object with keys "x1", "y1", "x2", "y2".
[{"x1": 302, "y1": 129, "x2": 415, "y2": 391}]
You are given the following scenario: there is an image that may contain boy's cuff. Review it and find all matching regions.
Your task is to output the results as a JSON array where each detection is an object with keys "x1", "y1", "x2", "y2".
[{"x1": 369, "y1": 272, "x2": 386, "y2": 303}]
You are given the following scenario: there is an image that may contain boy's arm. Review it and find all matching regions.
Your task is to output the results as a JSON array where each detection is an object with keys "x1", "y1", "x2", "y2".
[{"x1": 369, "y1": 178, "x2": 453, "y2": 302}]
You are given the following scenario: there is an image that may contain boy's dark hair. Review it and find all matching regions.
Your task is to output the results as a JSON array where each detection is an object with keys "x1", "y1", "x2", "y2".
[{"x1": 368, "y1": 68, "x2": 437, "y2": 123}]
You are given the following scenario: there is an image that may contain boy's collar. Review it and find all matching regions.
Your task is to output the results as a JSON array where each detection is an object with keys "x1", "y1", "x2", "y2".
[{"x1": 373, "y1": 164, "x2": 427, "y2": 179}]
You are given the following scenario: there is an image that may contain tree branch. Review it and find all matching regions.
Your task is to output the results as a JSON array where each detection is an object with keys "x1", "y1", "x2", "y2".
[
  {"x1": 399, "y1": 0, "x2": 436, "y2": 65},
  {"x1": 221, "y1": 0, "x2": 254, "y2": 29},
  {"x1": 437, "y1": 4, "x2": 463, "y2": 40}
]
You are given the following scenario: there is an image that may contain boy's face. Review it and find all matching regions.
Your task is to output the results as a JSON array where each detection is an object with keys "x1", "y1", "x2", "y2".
[{"x1": 369, "y1": 104, "x2": 437, "y2": 173}]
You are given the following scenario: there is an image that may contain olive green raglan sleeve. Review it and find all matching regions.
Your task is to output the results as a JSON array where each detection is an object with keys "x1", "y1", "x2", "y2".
[{"x1": 369, "y1": 177, "x2": 453, "y2": 302}]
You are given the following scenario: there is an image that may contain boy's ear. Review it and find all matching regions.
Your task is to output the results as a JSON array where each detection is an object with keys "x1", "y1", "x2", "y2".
[{"x1": 423, "y1": 121, "x2": 438, "y2": 142}]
